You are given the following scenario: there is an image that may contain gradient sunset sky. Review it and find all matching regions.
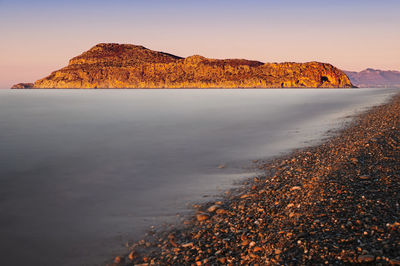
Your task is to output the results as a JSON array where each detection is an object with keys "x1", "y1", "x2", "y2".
[{"x1": 1, "y1": 0, "x2": 399, "y2": 88}]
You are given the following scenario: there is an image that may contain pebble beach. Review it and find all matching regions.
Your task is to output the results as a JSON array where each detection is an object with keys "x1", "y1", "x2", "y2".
[{"x1": 112, "y1": 92, "x2": 400, "y2": 265}]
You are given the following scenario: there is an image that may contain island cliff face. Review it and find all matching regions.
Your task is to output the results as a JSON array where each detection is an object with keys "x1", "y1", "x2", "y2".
[{"x1": 33, "y1": 43, "x2": 353, "y2": 88}]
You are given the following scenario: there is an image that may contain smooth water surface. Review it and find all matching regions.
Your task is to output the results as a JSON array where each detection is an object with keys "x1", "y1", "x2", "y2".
[{"x1": 0, "y1": 88, "x2": 398, "y2": 265}]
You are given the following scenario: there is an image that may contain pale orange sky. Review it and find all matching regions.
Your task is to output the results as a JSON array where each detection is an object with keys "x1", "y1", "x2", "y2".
[{"x1": 1, "y1": 0, "x2": 399, "y2": 88}]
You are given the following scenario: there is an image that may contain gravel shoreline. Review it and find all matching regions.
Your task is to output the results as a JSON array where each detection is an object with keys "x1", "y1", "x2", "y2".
[{"x1": 111, "y1": 93, "x2": 400, "y2": 265}]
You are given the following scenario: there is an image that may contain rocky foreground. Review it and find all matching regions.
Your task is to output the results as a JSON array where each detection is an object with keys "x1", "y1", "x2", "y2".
[
  {"x1": 110, "y1": 93, "x2": 400, "y2": 265},
  {"x1": 29, "y1": 43, "x2": 353, "y2": 88}
]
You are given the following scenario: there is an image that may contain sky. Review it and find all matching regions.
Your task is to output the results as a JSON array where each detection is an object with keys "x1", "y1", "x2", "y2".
[{"x1": 0, "y1": 0, "x2": 399, "y2": 87}]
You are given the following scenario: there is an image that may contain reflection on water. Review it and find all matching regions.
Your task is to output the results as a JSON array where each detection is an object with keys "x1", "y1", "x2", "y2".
[{"x1": 0, "y1": 88, "x2": 397, "y2": 265}]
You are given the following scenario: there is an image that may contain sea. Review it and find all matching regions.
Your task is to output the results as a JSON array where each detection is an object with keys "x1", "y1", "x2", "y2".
[{"x1": 0, "y1": 88, "x2": 398, "y2": 265}]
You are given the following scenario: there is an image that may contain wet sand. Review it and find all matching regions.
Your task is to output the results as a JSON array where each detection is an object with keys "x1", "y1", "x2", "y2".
[{"x1": 115, "y1": 93, "x2": 400, "y2": 265}]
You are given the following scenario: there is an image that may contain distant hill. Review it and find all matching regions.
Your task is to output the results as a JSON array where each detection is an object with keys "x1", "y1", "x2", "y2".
[
  {"x1": 13, "y1": 43, "x2": 353, "y2": 89},
  {"x1": 344, "y1": 69, "x2": 400, "y2": 88},
  {"x1": 11, "y1": 83, "x2": 34, "y2": 89}
]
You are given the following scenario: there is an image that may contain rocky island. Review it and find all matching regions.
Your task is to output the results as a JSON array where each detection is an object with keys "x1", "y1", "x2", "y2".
[
  {"x1": 11, "y1": 83, "x2": 34, "y2": 89},
  {"x1": 16, "y1": 43, "x2": 354, "y2": 89}
]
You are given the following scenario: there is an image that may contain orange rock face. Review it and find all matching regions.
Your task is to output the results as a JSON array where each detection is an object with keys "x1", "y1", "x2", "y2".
[{"x1": 34, "y1": 43, "x2": 354, "y2": 88}]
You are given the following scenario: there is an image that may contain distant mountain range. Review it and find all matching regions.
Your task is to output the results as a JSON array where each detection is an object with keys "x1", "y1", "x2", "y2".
[{"x1": 344, "y1": 69, "x2": 400, "y2": 88}]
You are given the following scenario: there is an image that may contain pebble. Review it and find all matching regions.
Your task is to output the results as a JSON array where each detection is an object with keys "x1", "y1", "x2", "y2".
[
  {"x1": 215, "y1": 209, "x2": 227, "y2": 215},
  {"x1": 196, "y1": 213, "x2": 210, "y2": 222},
  {"x1": 358, "y1": 255, "x2": 375, "y2": 263},
  {"x1": 113, "y1": 256, "x2": 124, "y2": 264},
  {"x1": 207, "y1": 205, "x2": 220, "y2": 212},
  {"x1": 275, "y1": 249, "x2": 282, "y2": 255},
  {"x1": 128, "y1": 251, "x2": 137, "y2": 261},
  {"x1": 350, "y1": 158, "x2": 358, "y2": 164},
  {"x1": 390, "y1": 258, "x2": 400, "y2": 265},
  {"x1": 253, "y1": 246, "x2": 263, "y2": 252},
  {"x1": 181, "y1": 242, "x2": 193, "y2": 248}
]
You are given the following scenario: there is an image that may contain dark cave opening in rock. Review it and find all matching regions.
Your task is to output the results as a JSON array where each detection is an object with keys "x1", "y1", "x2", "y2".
[{"x1": 321, "y1": 76, "x2": 330, "y2": 83}]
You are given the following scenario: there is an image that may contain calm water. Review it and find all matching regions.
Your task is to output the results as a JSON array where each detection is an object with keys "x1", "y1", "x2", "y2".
[{"x1": 0, "y1": 88, "x2": 398, "y2": 265}]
